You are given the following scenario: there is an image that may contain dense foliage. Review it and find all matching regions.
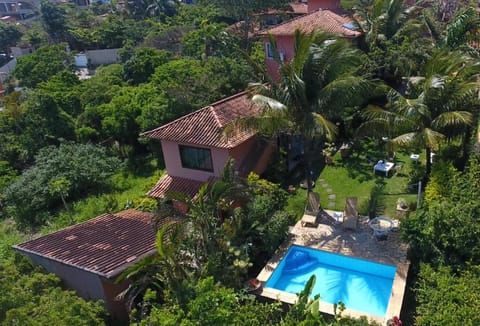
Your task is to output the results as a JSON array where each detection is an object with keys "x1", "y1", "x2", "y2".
[
  {"x1": 0, "y1": 254, "x2": 106, "y2": 325},
  {"x1": 12, "y1": 44, "x2": 74, "y2": 88},
  {"x1": 3, "y1": 143, "x2": 121, "y2": 229},
  {"x1": 415, "y1": 264, "x2": 480, "y2": 325},
  {"x1": 0, "y1": 0, "x2": 479, "y2": 325}
]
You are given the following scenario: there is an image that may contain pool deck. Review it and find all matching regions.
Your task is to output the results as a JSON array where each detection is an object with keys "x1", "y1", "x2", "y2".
[{"x1": 256, "y1": 210, "x2": 409, "y2": 325}]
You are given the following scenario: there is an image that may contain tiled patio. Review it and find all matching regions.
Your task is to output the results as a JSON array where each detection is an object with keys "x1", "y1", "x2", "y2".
[{"x1": 256, "y1": 211, "x2": 409, "y2": 325}]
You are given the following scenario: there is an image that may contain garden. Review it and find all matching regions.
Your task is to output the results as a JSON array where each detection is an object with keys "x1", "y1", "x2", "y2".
[{"x1": 285, "y1": 138, "x2": 423, "y2": 220}]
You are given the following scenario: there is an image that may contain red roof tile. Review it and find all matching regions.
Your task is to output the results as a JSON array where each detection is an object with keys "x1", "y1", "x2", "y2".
[
  {"x1": 141, "y1": 91, "x2": 259, "y2": 149},
  {"x1": 259, "y1": 9, "x2": 361, "y2": 37},
  {"x1": 13, "y1": 209, "x2": 168, "y2": 278},
  {"x1": 147, "y1": 174, "x2": 206, "y2": 199}
]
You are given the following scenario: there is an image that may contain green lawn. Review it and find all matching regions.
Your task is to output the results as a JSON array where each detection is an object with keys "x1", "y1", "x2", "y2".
[{"x1": 286, "y1": 139, "x2": 421, "y2": 219}]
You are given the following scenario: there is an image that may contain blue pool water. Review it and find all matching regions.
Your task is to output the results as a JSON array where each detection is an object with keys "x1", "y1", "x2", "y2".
[{"x1": 265, "y1": 245, "x2": 396, "y2": 316}]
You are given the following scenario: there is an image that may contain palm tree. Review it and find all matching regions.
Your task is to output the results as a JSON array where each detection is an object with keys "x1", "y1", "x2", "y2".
[
  {"x1": 116, "y1": 220, "x2": 187, "y2": 314},
  {"x1": 354, "y1": 0, "x2": 417, "y2": 52},
  {"x1": 424, "y1": 6, "x2": 480, "y2": 55},
  {"x1": 361, "y1": 49, "x2": 480, "y2": 177},
  {"x1": 227, "y1": 30, "x2": 370, "y2": 191},
  {"x1": 163, "y1": 159, "x2": 251, "y2": 267}
]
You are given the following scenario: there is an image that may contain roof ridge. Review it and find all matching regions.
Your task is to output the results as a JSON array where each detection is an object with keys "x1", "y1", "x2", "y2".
[
  {"x1": 140, "y1": 91, "x2": 249, "y2": 137},
  {"x1": 259, "y1": 9, "x2": 322, "y2": 35}
]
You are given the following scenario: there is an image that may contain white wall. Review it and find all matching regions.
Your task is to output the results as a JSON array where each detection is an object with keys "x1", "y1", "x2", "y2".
[{"x1": 85, "y1": 48, "x2": 120, "y2": 66}]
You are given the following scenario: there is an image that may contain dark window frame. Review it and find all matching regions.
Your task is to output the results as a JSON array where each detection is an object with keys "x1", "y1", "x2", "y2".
[
  {"x1": 265, "y1": 42, "x2": 274, "y2": 59},
  {"x1": 179, "y1": 145, "x2": 214, "y2": 172}
]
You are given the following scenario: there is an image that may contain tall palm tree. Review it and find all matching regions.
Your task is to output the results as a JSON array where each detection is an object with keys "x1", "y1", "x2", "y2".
[
  {"x1": 116, "y1": 220, "x2": 187, "y2": 314},
  {"x1": 163, "y1": 159, "x2": 251, "y2": 267},
  {"x1": 354, "y1": 0, "x2": 417, "y2": 52},
  {"x1": 424, "y1": 6, "x2": 480, "y2": 55},
  {"x1": 361, "y1": 49, "x2": 480, "y2": 177},
  {"x1": 227, "y1": 30, "x2": 370, "y2": 190}
]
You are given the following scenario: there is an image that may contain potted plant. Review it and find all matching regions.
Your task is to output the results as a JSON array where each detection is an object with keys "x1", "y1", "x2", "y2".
[
  {"x1": 322, "y1": 142, "x2": 335, "y2": 165},
  {"x1": 396, "y1": 197, "x2": 409, "y2": 218}
]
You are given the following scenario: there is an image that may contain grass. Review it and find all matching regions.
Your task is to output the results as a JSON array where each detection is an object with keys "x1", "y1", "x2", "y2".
[{"x1": 286, "y1": 139, "x2": 421, "y2": 219}]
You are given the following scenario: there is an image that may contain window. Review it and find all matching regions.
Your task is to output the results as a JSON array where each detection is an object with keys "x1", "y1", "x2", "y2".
[
  {"x1": 265, "y1": 42, "x2": 274, "y2": 59},
  {"x1": 179, "y1": 145, "x2": 214, "y2": 172}
]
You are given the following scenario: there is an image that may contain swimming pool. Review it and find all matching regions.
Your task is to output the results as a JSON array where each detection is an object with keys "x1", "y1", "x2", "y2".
[{"x1": 265, "y1": 245, "x2": 396, "y2": 317}]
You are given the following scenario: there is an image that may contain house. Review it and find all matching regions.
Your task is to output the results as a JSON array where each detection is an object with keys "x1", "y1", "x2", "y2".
[
  {"x1": 260, "y1": 0, "x2": 361, "y2": 80},
  {"x1": 141, "y1": 91, "x2": 274, "y2": 199},
  {"x1": 13, "y1": 209, "x2": 169, "y2": 319},
  {"x1": 0, "y1": 0, "x2": 38, "y2": 20}
]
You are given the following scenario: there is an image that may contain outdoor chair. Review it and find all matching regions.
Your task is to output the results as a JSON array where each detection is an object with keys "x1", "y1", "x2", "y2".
[
  {"x1": 342, "y1": 197, "x2": 358, "y2": 230},
  {"x1": 301, "y1": 191, "x2": 320, "y2": 227}
]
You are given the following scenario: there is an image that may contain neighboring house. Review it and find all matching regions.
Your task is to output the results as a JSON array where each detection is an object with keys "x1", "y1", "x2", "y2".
[
  {"x1": 0, "y1": 0, "x2": 38, "y2": 20},
  {"x1": 13, "y1": 209, "x2": 166, "y2": 319},
  {"x1": 260, "y1": 0, "x2": 361, "y2": 80},
  {"x1": 141, "y1": 91, "x2": 274, "y2": 199}
]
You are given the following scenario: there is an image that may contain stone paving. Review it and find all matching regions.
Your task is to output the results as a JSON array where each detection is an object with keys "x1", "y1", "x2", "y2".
[{"x1": 257, "y1": 211, "x2": 410, "y2": 325}]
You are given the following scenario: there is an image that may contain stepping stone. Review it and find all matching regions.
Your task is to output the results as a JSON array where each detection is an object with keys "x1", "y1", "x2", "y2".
[
  {"x1": 327, "y1": 202, "x2": 336, "y2": 208},
  {"x1": 328, "y1": 194, "x2": 336, "y2": 200},
  {"x1": 326, "y1": 188, "x2": 333, "y2": 193},
  {"x1": 319, "y1": 178, "x2": 325, "y2": 182},
  {"x1": 322, "y1": 183, "x2": 329, "y2": 188}
]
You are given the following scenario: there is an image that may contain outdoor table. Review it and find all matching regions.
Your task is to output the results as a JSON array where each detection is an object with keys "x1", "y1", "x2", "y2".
[
  {"x1": 368, "y1": 217, "x2": 394, "y2": 239},
  {"x1": 373, "y1": 161, "x2": 395, "y2": 176}
]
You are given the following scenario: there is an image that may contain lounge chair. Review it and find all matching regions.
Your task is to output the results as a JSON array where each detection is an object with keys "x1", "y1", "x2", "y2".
[
  {"x1": 342, "y1": 197, "x2": 358, "y2": 230},
  {"x1": 301, "y1": 191, "x2": 320, "y2": 227}
]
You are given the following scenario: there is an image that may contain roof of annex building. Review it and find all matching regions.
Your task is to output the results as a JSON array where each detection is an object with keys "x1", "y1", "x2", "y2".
[
  {"x1": 259, "y1": 9, "x2": 361, "y2": 38},
  {"x1": 13, "y1": 209, "x2": 169, "y2": 279},
  {"x1": 141, "y1": 91, "x2": 259, "y2": 149},
  {"x1": 147, "y1": 174, "x2": 206, "y2": 199}
]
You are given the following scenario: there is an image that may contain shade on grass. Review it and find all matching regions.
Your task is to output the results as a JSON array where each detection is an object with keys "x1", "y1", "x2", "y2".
[{"x1": 286, "y1": 140, "x2": 419, "y2": 219}]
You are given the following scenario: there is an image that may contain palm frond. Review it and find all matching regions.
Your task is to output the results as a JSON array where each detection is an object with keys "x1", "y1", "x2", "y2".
[
  {"x1": 311, "y1": 112, "x2": 338, "y2": 140},
  {"x1": 432, "y1": 111, "x2": 473, "y2": 129},
  {"x1": 391, "y1": 132, "x2": 420, "y2": 147},
  {"x1": 422, "y1": 128, "x2": 445, "y2": 150},
  {"x1": 316, "y1": 75, "x2": 371, "y2": 112}
]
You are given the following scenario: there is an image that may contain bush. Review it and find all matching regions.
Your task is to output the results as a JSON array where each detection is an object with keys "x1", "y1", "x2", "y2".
[
  {"x1": 3, "y1": 143, "x2": 121, "y2": 229},
  {"x1": 415, "y1": 264, "x2": 480, "y2": 326}
]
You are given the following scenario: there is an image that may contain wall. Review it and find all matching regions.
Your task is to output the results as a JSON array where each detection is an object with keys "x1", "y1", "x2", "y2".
[
  {"x1": 24, "y1": 253, "x2": 106, "y2": 300},
  {"x1": 0, "y1": 58, "x2": 16, "y2": 82},
  {"x1": 229, "y1": 137, "x2": 256, "y2": 167},
  {"x1": 10, "y1": 46, "x2": 34, "y2": 58},
  {"x1": 161, "y1": 140, "x2": 229, "y2": 181},
  {"x1": 265, "y1": 35, "x2": 294, "y2": 81},
  {"x1": 101, "y1": 278, "x2": 129, "y2": 320},
  {"x1": 85, "y1": 48, "x2": 120, "y2": 66},
  {"x1": 307, "y1": 0, "x2": 340, "y2": 12},
  {"x1": 22, "y1": 252, "x2": 129, "y2": 319}
]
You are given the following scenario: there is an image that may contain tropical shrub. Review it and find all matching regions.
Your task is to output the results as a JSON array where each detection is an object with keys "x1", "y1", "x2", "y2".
[
  {"x1": 3, "y1": 143, "x2": 121, "y2": 229},
  {"x1": 415, "y1": 264, "x2": 480, "y2": 326}
]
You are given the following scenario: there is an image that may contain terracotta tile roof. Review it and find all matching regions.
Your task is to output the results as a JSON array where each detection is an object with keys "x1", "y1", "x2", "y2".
[
  {"x1": 141, "y1": 91, "x2": 259, "y2": 149},
  {"x1": 147, "y1": 174, "x2": 206, "y2": 199},
  {"x1": 13, "y1": 209, "x2": 169, "y2": 279},
  {"x1": 259, "y1": 9, "x2": 361, "y2": 38}
]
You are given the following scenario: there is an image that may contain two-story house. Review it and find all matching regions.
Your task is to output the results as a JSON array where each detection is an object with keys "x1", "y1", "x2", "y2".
[
  {"x1": 141, "y1": 91, "x2": 274, "y2": 199},
  {"x1": 261, "y1": 0, "x2": 361, "y2": 80}
]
